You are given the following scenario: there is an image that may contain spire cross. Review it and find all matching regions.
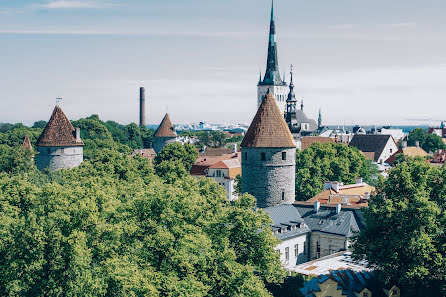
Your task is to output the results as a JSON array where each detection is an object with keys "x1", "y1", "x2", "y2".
[{"x1": 56, "y1": 97, "x2": 62, "y2": 107}]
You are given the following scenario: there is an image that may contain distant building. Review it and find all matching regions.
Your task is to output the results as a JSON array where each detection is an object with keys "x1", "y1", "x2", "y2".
[
  {"x1": 264, "y1": 204, "x2": 311, "y2": 269},
  {"x1": 430, "y1": 149, "x2": 446, "y2": 166},
  {"x1": 241, "y1": 92, "x2": 296, "y2": 208},
  {"x1": 129, "y1": 148, "x2": 157, "y2": 163},
  {"x1": 300, "y1": 136, "x2": 335, "y2": 151},
  {"x1": 257, "y1": 1, "x2": 288, "y2": 115},
  {"x1": 207, "y1": 159, "x2": 241, "y2": 201},
  {"x1": 428, "y1": 125, "x2": 446, "y2": 145},
  {"x1": 319, "y1": 128, "x2": 354, "y2": 144},
  {"x1": 22, "y1": 134, "x2": 34, "y2": 158},
  {"x1": 284, "y1": 68, "x2": 318, "y2": 147},
  {"x1": 35, "y1": 106, "x2": 84, "y2": 171},
  {"x1": 376, "y1": 126, "x2": 405, "y2": 142},
  {"x1": 300, "y1": 270, "x2": 401, "y2": 297},
  {"x1": 307, "y1": 178, "x2": 374, "y2": 208},
  {"x1": 153, "y1": 113, "x2": 177, "y2": 154},
  {"x1": 349, "y1": 134, "x2": 397, "y2": 165}
]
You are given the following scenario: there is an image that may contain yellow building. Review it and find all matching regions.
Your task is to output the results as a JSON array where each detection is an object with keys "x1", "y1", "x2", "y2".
[{"x1": 300, "y1": 270, "x2": 400, "y2": 297}]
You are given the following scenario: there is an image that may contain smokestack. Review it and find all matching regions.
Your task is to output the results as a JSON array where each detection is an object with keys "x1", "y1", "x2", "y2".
[{"x1": 139, "y1": 87, "x2": 146, "y2": 128}]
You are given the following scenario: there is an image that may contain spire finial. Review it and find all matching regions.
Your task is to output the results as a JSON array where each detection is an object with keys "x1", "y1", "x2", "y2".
[
  {"x1": 271, "y1": 0, "x2": 274, "y2": 21},
  {"x1": 289, "y1": 64, "x2": 294, "y2": 86},
  {"x1": 318, "y1": 107, "x2": 322, "y2": 128},
  {"x1": 259, "y1": 70, "x2": 262, "y2": 83},
  {"x1": 56, "y1": 97, "x2": 62, "y2": 107},
  {"x1": 301, "y1": 99, "x2": 304, "y2": 111}
]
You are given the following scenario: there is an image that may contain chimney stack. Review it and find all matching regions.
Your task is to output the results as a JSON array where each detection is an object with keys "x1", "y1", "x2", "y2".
[
  {"x1": 336, "y1": 203, "x2": 342, "y2": 214},
  {"x1": 314, "y1": 201, "x2": 320, "y2": 213},
  {"x1": 355, "y1": 177, "x2": 363, "y2": 184},
  {"x1": 233, "y1": 143, "x2": 237, "y2": 154},
  {"x1": 75, "y1": 127, "x2": 81, "y2": 142},
  {"x1": 139, "y1": 87, "x2": 146, "y2": 128},
  {"x1": 415, "y1": 141, "x2": 420, "y2": 148}
]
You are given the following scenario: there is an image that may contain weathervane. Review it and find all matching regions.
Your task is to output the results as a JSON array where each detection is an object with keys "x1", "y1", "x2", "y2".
[{"x1": 56, "y1": 97, "x2": 62, "y2": 107}]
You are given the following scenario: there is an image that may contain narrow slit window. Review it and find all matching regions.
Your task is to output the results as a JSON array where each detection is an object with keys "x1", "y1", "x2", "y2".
[{"x1": 282, "y1": 152, "x2": 286, "y2": 160}]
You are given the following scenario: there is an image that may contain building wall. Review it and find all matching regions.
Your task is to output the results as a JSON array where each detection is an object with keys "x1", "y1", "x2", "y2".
[
  {"x1": 207, "y1": 168, "x2": 238, "y2": 201},
  {"x1": 35, "y1": 146, "x2": 83, "y2": 171},
  {"x1": 313, "y1": 279, "x2": 345, "y2": 297},
  {"x1": 241, "y1": 147, "x2": 296, "y2": 208},
  {"x1": 276, "y1": 233, "x2": 309, "y2": 269},
  {"x1": 257, "y1": 85, "x2": 288, "y2": 115},
  {"x1": 310, "y1": 232, "x2": 348, "y2": 260},
  {"x1": 377, "y1": 138, "x2": 398, "y2": 164},
  {"x1": 153, "y1": 136, "x2": 177, "y2": 154}
]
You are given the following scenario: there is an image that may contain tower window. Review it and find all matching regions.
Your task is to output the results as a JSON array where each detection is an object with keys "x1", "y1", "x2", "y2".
[
  {"x1": 282, "y1": 152, "x2": 286, "y2": 160},
  {"x1": 261, "y1": 152, "x2": 266, "y2": 161},
  {"x1": 285, "y1": 247, "x2": 289, "y2": 261},
  {"x1": 282, "y1": 191, "x2": 285, "y2": 200}
]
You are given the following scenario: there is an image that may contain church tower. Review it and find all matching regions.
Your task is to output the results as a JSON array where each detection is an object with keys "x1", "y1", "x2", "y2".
[
  {"x1": 241, "y1": 92, "x2": 296, "y2": 208},
  {"x1": 257, "y1": 0, "x2": 288, "y2": 115},
  {"x1": 153, "y1": 113, "x2": 177, "y2": 154}
]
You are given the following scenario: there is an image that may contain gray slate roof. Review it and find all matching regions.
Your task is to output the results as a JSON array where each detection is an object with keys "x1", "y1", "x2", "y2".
[
  {"x1": 264, "y1": 204, "x2": 311, "y2": 240},
  {"x1": 349, "y1": 134, "x2": 394, "y2": 162},
  {"x1": 295, "y1": 205, "x2": 362, "y2": 237}
]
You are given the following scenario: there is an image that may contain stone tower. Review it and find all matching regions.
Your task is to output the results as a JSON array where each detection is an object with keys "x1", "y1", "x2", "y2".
[
  {"x1": 139, "y1": 87, "x2": 146, "y2": 128},
  {"x1": 153, "y1": 113, "x2": 177, "y2": 154},
  {"x1": 257, "y1": 0, "x2": 288, "y2": 115},
  {"x1": 35, "y1": 106, "x2": 84, "y2": 171},
  {"x1": 241, "y1": 92, "x2": 296, "y2": 208}
]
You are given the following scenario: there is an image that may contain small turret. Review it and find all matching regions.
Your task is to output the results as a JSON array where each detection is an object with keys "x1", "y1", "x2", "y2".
[{"x1": 153, "y1": 113, "x2": 177, "y2": 154}]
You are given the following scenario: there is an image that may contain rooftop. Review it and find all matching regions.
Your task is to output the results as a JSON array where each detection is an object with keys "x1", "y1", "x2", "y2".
[
  {"x1": 349, "y1": 134, "x2": 395, "y2": 162},
  {"x1": 241, "y1": 93, "x2": 296, "y2": 148},
  {"x1": 154, "y1": 113, "x2": 177, "y2": 138},
  {"x1": 36, "y1": 106, "x2": 84, "y2": 147}
]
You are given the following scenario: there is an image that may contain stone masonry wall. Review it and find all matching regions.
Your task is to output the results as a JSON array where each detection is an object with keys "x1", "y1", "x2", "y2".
[
  {"x1": 36, "y1": 146, "x2": 83, "y2": 171},
  {"x1": 241, "y1": 147, "x2": 296, "y2": 208},
  {"x1": 153, "y1": 137, "x2": 177, "y2": 154}
]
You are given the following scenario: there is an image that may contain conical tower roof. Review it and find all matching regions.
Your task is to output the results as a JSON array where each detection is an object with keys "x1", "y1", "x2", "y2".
[
  {"x1": 22, "y1": 134, "x2": 33, "y2": 152},
  {"x1": 154, "y1": 113, "x2": 177, "y2": 138},
  {"x1": 36, "y1": 106, "x2": 84, "y2": 147},
  {"x1": 241, "y1": 93, "x2": 296, "y2": 148}
]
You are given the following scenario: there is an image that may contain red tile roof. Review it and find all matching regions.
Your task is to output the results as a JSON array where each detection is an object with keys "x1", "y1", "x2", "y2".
[
  {"x1": 36, "y1": 106, "x2": 84, "y2": 147},
  {"x1": 241, "y1": 93, "x2": 296, "y2": 148},
  {"x1": 154, "y1": 113, "x2": 177, "y2": 138},
  {"x1": 301, "y1": 136, "x2": 334, "y2": 150},
  {"x1": 22, "y1": 134, "x2": 33, "y2": 152}
]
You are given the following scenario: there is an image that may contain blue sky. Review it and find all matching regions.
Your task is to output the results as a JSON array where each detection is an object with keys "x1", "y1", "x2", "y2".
[{"x1": 1, "y1": 0, "x2": 446, "y2": 126}]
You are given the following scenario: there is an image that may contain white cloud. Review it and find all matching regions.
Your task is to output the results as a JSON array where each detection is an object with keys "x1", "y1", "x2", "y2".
[{"x1": 36, "y1": 1, "x2": 120, "y2": 9}]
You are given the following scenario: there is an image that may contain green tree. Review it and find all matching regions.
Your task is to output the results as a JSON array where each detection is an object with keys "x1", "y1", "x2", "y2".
[
  {"x1": 0, "y1": 150, "x2": 284, "y2": 296},
  {"x1": 408, "y1": 128, "x2": 427, "y2": 147},
  {"x1": 234, "y1": 174, "x2": 242, "y2": 196},
  {"x1": 422, "y1": 133, "x2": 446, "y2": 153},
  {"x1": 153, "y1": 142, "x2": 198, "y2": 172},
  {"x1": 0, "y1": 144, "x2": 35, "y2": 174},
  {"x1": 32, "y1": 120, "x2": 47, "y2": 129},
  {"x1": 352, "y1": 158, "x2": 446, "y2": 295},
  {"x1": 295, "y1": 143, "x2": 377, "y2": 201}
]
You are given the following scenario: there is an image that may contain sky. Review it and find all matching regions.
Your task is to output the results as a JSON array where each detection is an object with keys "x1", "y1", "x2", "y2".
[{"x1": 1, "y1": 0, "x2": 446, "y2": 126}]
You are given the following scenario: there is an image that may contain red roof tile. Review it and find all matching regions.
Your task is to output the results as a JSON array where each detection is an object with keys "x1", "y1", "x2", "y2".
[
  {"x1": 155, "y1": 113, "x2": 177, "y2": 138},
  {"x1": 36, "y1": 106, "x2": 84, "y2": 147}
]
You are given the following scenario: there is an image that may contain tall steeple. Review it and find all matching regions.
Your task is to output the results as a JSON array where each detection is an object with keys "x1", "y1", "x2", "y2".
[
  {"x1": 318, "y1": 108, "x2": 322, "y2": 128},
  {"x1": 259, "y1": 0, "x2": 284, "y2": 86}
]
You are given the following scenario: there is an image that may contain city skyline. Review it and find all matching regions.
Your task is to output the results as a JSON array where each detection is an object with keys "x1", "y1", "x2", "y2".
[{"x1": 1, "y1": 0, "x2": 446, "y2": 126}]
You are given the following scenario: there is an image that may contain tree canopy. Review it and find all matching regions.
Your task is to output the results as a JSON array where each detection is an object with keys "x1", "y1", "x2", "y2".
[
  {"x1": 295, "y1": 143, "x2": 378, "y2": 201},
  {"x1": 408, "y1": 128, "x2": 445, "y2": 153},
  {"x1": 0, "y1": 150, "x2": 285, "y2": 296},
  {"x1": 352, "y1": 158, "x2": 446, "y2": 295}
]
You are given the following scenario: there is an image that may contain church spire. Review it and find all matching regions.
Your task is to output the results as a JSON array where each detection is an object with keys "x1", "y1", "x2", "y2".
[
  {"x1": 318, "y1": 108, "x2": 322, "y2": 128},
  {"x1": 259, "y1": 0, "x2": 284, "y2": 86}
]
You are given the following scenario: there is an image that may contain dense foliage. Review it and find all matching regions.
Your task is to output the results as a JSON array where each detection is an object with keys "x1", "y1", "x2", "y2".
[
  {"x1": 0, "y1": 149, "x2": 285, "y2": 296},
  {"x1": 408, "y1": 128, "x2": 446, "y2": 153},
  {"x1": 295, "y1": 143, "x2": 378, "y2": 201},
  {"x1": 180, "y1": 131, "x2": 243, "y2": 149},
  {"x1": 352, "y1": 158, "x2": 446, "y2": 295}
]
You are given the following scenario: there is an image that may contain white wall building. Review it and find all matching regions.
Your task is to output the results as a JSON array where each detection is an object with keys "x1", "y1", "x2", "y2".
[{"x1": 206, "y1": 159, "x2": 241, "y2": 201}]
